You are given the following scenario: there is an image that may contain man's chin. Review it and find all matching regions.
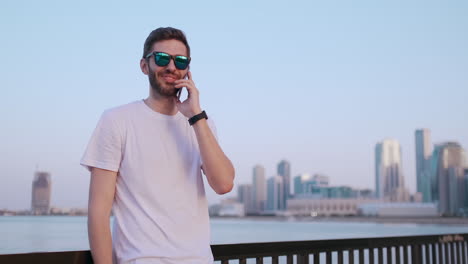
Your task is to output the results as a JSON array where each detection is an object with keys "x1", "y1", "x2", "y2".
[{"x1": 159, "y1": 88, "x2": 178, "y2": 97}]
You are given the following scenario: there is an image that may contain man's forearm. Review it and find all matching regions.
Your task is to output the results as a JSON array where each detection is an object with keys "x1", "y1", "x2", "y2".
[
  {"x1": 88, "y1": 211, "x2": 113, "y2": 264},
  {"x1": 193, "y1": 118, "x2": 235, "y2": 194}
]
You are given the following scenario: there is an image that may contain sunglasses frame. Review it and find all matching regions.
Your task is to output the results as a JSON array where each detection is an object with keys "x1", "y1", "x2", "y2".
[{"x1": 145, "y1": 51, "x2": 191, "y2": 70}]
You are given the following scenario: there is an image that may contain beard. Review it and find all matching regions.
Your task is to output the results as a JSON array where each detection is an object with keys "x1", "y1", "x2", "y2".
[{"x1": 148, "y1": 68, "x2": 180, "y2": 97}]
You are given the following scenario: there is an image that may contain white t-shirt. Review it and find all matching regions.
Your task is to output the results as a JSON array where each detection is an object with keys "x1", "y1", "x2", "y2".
[{"x1": 81, "y1": 100, "x2": 215, "y2": 264}]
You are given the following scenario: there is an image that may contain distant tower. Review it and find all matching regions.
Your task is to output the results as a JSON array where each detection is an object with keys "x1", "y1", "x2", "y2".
[
  {"x1": 375, "y1": 139, "x2": 407, "y2": 201},
  {"x1": 431, "y1": 142, "x2": 467, "y2": 216},
  {"x1": 277, "y1": 160, "x2": 291, "y2": 206},
  {"x1": 237, "y1": 184, "x2": 253, "y2": 214},
  {"x1": 31, "y1": 171, "x2": 52, "y2": 215},
  {"x1": 415, "y1": 129, "x2": 433, "y2": 202},
  {"x1": 267, "y1": 175, "x2": 284, "y2": 211},
  {"x1": 252, "y1": 165, "x2": 266, "y2": 213}
]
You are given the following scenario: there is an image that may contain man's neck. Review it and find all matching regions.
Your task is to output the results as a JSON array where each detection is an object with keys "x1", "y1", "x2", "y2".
[{"x1": 144, "y1": 91, "x2": 178, "y2": 116}]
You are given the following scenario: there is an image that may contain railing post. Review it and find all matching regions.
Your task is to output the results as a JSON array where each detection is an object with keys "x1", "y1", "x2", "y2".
[
  {"x1": 462, "y1": 241, "x2": 467, "y2": 264},
  {"x1": 348, "y1": 249, "x2": 354, "y2": 264},
  {"x1": 387, "y1": 247, "x2": 392, "y2": 264},
  {"x1": 411, "y1": 244, "x2": 421, "y2": 264},
  {"x1": 404, "y1": 245, "x2": 409, "y2": 264},
  {"x1": 424, "y1": 244, "x2": 430, "y2": 264},
  {"x1": 369, "y1": 248, "x2": 374, "y2": 264},
  {"x1": 428, "y1": 243, "x2": 437, "y2": 264},
  {"x1": 439, "y1": 243, "x2": 444, "y2": 264},
  {"x1": 297, "y1": 253, "x2": 308, "y2": 264},
  {"x1": 313, "y1": 252, "x2": 319, "y2": 264},
  {"x1": 359, "y1": 249, "x2": 364, "y2": 264},
  {"x1": 256, "y1": 256, "x2": 263, "y2": 264},
  {"x1": 286, "y1": 254, "x2": 293, "y2": 264},
  {"x1": 451, "y1": 242, "x2": 456, "y2": 264},
  {"x1": 457, "y1": 242, "x2": 462, "y2": 264},
  {"x1": 239, "y1": 257, "x2": 246, "y2": 264},
  {"x1": 338, "y1": 250, "x2": 343, "y2": 264},
  {"x1": 272, "y1": 255, "x2": 279, "y2": 264},
  {"x1": 378, "y1": 247, "x2": 383, "y2": 264},
  {"x1": 326, "y1": 251, "x2": 332, "y2": 264},
  {"x1": 395, "y1": 246, "x2": 401, "y2": 264}
]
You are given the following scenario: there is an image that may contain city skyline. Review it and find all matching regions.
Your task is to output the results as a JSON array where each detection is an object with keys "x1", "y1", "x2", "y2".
[
  {"x1": 2, "y1": 127, "x2": 467, "y2": 211},
  {"x1": 1, "y1": 1, "x2": 468, "y2": 210}
]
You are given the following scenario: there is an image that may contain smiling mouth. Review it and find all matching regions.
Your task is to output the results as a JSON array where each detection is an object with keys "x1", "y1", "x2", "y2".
[{"x1": 162, "y1": 75, "x2": 178, "y2": 83}]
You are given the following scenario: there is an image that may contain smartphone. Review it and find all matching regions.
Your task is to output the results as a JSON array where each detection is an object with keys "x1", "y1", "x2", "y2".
[{"x1": 176, "y1": 73, "x2": 189, "y2": 100}]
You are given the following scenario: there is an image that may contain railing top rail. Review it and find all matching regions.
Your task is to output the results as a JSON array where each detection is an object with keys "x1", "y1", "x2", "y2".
[
  {"x1": 1, "y1": 233, "x2": 466, "y2": 263},
  {"x1": 212, "y1": 233, "x2": 468, "y2": 259}
]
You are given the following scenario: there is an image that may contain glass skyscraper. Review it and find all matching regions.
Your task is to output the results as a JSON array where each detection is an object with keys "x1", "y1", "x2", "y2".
[
  {"x1": 252, "y1": 164, "x2": 266, "y2": 213},
  {"x1": 415, "y1": 129, "x2": 433, "y2": 202},
  {"x1": 430, "y1": 142, "x2": 467, "y2": 216},
  {"x1": 277, "y1": 160, "x2": 291, "y2": 208},
  {"x1": 267, "y1": 175, "x2": 284, "y2": 211},
  {"x1": 375, "y1": 139, "x2": 407, "y2": 201}
]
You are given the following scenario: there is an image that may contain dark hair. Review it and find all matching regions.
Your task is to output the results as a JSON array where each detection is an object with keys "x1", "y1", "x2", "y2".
[{"x1": 142, "y1": 27, "x2": 191, "y2": 58}]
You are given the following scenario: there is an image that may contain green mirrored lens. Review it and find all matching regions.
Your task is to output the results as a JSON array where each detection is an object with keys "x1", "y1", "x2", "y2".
[
  {"x1": 174, "y1": 56, "x2": 189, "y2": 70},
  {"x1": 155, "y1": 53, "x2": 170, "y2": 66}
]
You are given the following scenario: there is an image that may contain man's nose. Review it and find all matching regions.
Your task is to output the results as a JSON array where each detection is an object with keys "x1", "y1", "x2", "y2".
[{"x1": 165, "y1": 58, "x2": 177, "y2": 71}]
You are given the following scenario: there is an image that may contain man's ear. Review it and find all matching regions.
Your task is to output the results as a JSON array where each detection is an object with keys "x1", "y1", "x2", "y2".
[{"x1": 140, "y1": 58, "x2": 149, "y2": 75}]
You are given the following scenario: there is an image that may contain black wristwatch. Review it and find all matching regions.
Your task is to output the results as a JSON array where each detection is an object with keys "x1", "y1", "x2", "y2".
[{"x1": 188, "y1": 110, "x2": 208, "y2": 126}]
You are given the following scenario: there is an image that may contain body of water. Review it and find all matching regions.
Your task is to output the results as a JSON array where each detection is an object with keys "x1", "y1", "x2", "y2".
[{"x1": 1, "y1": 216, "x2": 468, "y2": 254}]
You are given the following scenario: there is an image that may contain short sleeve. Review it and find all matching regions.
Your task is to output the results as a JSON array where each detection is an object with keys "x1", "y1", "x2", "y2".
[{"x1": 80, "y1": 110, "x2": 123, "y2": 172}]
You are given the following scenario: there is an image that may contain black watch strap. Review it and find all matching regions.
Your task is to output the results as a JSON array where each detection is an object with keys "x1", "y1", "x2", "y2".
[{"x1": 188, "y1": 110, "x2": 208, "y2": 126}]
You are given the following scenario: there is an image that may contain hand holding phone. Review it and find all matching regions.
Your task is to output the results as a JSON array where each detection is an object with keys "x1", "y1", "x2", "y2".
[
  {"x1": 176, "y1": 73, "x2": 189, "y2": 100},
  {"x1": 174, "y1": 71, "x2": 202, "y2": 118}
]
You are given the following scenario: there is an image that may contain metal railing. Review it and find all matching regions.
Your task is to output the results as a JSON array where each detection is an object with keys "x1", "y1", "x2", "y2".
[{"x1": 1, "y1": 233, "x2": 467, "y2": 263}]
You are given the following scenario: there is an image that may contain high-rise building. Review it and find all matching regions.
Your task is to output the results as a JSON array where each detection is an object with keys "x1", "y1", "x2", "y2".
[
  {"x1": 277, "y1": 160, "x2": 291, "y2": 206},
  {"x1": 464, "y1": 169, "x2": 468, "y2": 213},
  {"x1": 252, "y1": 165, "x2": 266, "y2": 213},
  {"x1": 294, "y1": 173, "x2": 329, "y2": 197},
  {"x1": 267, "y1": 175, "x2": 284, "y2": 211},
  {"x1": 375, "y1": 139, "x2": 407, "y2": 201},
  {"x1": 237, "y1": 184, "x2": 254, "y2": 214},
  {"x1": 31, "y1": 171, "x2": 52, "y2": 215},
  {"x1": 415, "y1": 129, "x2": 433, "y2": 202},
  {"x1": 430, "y1": 142, "x2": 467, "y2": 216}
]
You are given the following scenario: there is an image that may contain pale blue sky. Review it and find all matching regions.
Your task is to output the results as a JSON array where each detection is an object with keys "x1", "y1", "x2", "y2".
[{"x1": 1, "y1": 0, "x2": 467, "y2": 209}]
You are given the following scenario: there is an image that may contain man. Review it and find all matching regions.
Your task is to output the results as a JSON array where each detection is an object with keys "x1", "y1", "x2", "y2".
[{"x1": 81, "y1": 27, "x2": 235, "y2": 264}]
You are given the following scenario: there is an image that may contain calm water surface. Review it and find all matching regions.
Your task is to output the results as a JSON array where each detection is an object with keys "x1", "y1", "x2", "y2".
[{"x1": 1, "y1": 216, "x2": 468, "y2": 254}]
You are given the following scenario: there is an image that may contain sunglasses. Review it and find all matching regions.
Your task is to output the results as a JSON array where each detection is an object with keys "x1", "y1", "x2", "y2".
[{"x1": 145, "y1": 51, "x2": 191, "y2": 70}]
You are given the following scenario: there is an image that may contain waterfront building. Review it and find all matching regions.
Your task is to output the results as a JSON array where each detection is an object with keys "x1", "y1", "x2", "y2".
[
  {"x1": 358, "y1": 202, "x2": 438, "y2": 217},
  {"x1": 327, "y1": 186, "x2": 357, "y2": 199},
  {"x1": 287, "y1": 198, "x2": 378, "y2": 217},
  {"x1": 294, "y1": 173, "x2": 329, "y2": 196},
  {"x1": 415, "y1": 129, "x2": 433, "y2": 202},
  {"x1": 375, "y1": 139, "x2": 408, "y2": 202},
  {"x1": 31, "y1": 171, "x2": 52, "y2": 215},
  {"x1": 252, "y1": 164, "x2": 266, "y2": 213},
  {"x1": 294, "y1": 173, "x2": 313, "y2": 196},
  {"x1": 209, "y1": 198, "x2": 245, "y2": 217},
  {"x1": 431, "y1": 142, "x2": 467, "y2": 216},
  {"x1": 267, "y1": 175, "x2": 285, "y2": 211},
  {"x1": 277, "y1": 160, "x2": 291, "y2": 207},
  {"x1": 237, "y1": 184, "x2": 254, "y2": 214}
]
